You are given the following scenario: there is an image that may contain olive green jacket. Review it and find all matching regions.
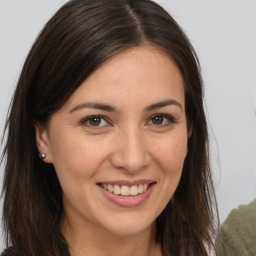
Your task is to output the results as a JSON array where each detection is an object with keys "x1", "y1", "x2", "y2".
[{"x1": 218, "y1": 199, "x2": 256, "y2": 256}]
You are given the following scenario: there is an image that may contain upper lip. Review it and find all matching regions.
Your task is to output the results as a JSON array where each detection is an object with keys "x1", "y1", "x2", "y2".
[{"x1": 97, "y1": 179, "x2": 156, "y2": 187}]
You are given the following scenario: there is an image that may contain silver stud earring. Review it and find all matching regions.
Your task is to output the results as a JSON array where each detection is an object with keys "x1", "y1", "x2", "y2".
[{"x1": 39, "y1": 153, "x2": 46, "y2": 160}]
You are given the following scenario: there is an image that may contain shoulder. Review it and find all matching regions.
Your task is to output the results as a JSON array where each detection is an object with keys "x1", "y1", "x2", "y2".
[
  {"x1": 228, "y1": 199, "x2": 256, "y2": 219},
  {"x1": 1, "y1": 247, "x2": 18, "y2": 256},
  {"x1": 222, "y1": 199, "x2": 256, "y2": 231},
  {"x1": 218, "y1": 199, "x2": 256, "y2": 256}
]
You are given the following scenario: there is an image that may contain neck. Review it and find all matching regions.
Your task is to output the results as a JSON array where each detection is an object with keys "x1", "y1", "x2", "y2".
[{"x1": 61, "y1": 215, "x2": 162, "y2": 256}]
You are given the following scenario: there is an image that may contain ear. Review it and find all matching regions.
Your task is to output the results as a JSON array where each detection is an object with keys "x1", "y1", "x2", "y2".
[{"x1": 34, "y1": 123, "x2": 53, "y2": 163}]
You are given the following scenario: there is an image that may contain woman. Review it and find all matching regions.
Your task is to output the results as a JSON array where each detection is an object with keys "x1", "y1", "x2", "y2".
[{"x1": 1, "y1": 0, "x2": 218, "y2": 255}]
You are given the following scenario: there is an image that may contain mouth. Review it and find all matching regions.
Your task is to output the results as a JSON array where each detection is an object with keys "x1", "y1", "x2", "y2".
[
  {"x1": 97, "y1": 181, "x2": 156, "y2": 196},
  {"x1": 97, "y1": 180, "x2": 156, "y2": 207}
]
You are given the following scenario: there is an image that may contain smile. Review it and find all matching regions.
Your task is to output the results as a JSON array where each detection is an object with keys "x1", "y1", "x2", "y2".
[
  {"x1": 97, "y1": 181, "x2": 156, "y2": 207},
  {"x1": 99, "y1": 183, "x2": 150, "y2": 196}
]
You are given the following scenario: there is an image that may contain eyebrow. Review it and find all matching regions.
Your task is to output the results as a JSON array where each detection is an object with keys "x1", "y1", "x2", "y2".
[
  {"x1": 69, "y1": 102, "x2": 117, "y2": 113},
  {"x1": 144, "y1": 99, "x2": 183, "y2": 112},
  {"x1": 69, "y1": 99, "x2": 182, "y2": 113}
]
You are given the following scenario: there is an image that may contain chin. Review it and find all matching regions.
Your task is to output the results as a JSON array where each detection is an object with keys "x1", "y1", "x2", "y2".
[{"x1": 100, "y1": 213, "x2": 156, "y2": 236}]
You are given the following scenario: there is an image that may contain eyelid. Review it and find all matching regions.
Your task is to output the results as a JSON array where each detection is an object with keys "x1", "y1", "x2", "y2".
[
  {"x1": 79, "y1": 113, "x2": 176, "y2": 129},
  {"x1": 80, "y1": 115, "x2": 111, "y2": 127},
  {"x1": 147, "y1": 113, "x2": 177, "y2": 125}
]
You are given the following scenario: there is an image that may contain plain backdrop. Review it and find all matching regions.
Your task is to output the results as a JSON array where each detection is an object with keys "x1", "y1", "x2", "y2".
[{"x1": 0, "y1": 0, "x2": 256, "y2": 250}]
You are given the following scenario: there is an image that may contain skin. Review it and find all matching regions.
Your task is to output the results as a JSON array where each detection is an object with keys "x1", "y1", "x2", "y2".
[{"x1": 35, "y1": 45, "x2": 189, "y2": 256}]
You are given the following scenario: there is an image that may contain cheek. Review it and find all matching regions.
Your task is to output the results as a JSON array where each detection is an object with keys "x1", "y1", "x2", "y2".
[
  {"x1": 48, "y1": 131, "x2": 105, "y2": 180},
  {"x1": 48, "y1": 134, "x2": 107, "y2": 207},
  {"x1": 154, "y1": 134, "x2": 188, "y2": 173},
  {"x1": 149, "y1": 133, "x2": 187, "y2": 215}
]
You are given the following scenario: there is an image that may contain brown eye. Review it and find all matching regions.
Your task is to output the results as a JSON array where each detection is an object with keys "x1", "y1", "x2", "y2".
[
  {"x1": 81, "y1": 115, "x2": 109, "y2": 127},
  {"x1": 151, "y1": 116, "x2": 164, "y2": 125},
  {"x1": 89, "y1": 117, "x2": 102, "y2": 126},
  {"x1": 148, "y1": 114, "x2": 175, "y2": 126}
]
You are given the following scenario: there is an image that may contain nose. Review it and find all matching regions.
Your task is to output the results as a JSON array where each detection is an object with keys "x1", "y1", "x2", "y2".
[{"x1": 110, "y1": 128, "x2": 151, "y2": 173}]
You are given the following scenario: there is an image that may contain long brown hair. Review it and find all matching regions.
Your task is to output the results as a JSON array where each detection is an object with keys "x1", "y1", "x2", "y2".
[{"x1": 1, "y1": 0, "x2": 218, "y2": 255}]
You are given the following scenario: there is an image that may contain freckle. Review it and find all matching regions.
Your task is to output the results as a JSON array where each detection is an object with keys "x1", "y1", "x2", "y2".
[{"x1": 176, "y1": 144, "x2": 179, "y2": 147}]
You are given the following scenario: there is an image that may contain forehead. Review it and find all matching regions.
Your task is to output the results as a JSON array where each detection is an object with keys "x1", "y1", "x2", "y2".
[{"x1": 61, "y1": 45, "x2": 185, "y2": 112}]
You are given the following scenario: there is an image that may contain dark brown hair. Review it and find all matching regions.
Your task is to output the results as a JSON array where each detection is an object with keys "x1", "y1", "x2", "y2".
[{"x1": 1, "y1": 0, "x2": 218, "y2": 255}]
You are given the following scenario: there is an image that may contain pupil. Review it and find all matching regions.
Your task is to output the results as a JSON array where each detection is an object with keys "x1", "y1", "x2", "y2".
[
  {"x1": 153, "y1": 116, "x2": 163, "y2": 125},
  {"x1": 89, "y1": 117, "x2": 101, "y2": 126}
]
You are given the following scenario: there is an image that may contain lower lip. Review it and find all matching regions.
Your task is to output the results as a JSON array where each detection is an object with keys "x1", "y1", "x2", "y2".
[{"x1": 98, "y1": 183, "x2": 156, "y2": 208}]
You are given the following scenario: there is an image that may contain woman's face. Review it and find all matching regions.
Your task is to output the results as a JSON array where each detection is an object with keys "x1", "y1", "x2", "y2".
[{"x1": 36, "y1": 45, "x2": 188, "y2": 236}]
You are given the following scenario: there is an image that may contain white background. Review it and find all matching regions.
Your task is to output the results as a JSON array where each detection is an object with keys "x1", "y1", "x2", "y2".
[{"x1": 0, "y1": 0, "x2": 256, "y2": 250}]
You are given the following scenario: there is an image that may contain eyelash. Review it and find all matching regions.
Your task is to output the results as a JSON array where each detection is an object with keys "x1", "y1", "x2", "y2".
[
  {"x1": 147, "y1": 113, "x2": 176, "y2": 127},
  {"x1": 80, "y1": 115, "x2": 110, "y2": 128},
  {"x1": 80, "y1": 113, "x2": 176, "y2": 128}
]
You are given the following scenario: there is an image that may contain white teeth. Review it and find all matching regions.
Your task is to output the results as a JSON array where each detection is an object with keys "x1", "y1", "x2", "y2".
[
  {"x1": 102, "y1": 183, "x2": 150, "y2": 196},
  {"x1": 138, "y1": 184, "x2": 144, "y2": 194},
  {"x1": 113, "y1": 185, "x2": 121, "y2": 195},
  {"x1": 130, "y1": 185, "x2": 138, "y2": 196},
  {"x1": 120, "y1": 185, "x2": 130, "y2": 196},
  {"x1": 108, "y1": 184, "x2": 113, "y2": 193},
  {"x1": 143, "y1": 184, "x2": 148, "y2": 191}
]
